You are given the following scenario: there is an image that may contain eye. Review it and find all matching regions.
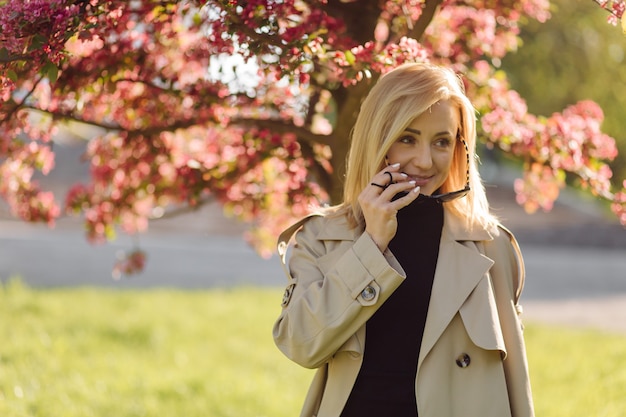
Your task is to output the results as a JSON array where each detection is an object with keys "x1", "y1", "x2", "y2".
[
  {"x1": 434, "y1": 137, "x2": 452, "y2": 148},
  {"x1": 398, "y1": 135, "x2": 416, "y2": 145}
]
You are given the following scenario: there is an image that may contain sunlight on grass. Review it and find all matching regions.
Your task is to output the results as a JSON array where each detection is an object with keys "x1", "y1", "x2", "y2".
[
  {"x1": 0, "y1": 280, "x2": 313, "y2": 417},
  {"x1": 1, "y1": 280, "x2": 625, "y2": 417},
  {"x1": 524, "y1": 323, "x2": 626, "y2": 417}
]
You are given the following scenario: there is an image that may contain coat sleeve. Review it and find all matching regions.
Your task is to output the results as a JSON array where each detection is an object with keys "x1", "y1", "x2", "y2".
[
  {"x1": 272, "y1": 215, "x2": 406, "y2": 369},
  {"x1": 486, "y1": 226, "x2": 535, "y2": 417}
]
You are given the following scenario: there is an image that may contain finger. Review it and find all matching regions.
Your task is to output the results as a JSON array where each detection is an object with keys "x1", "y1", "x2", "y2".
[
  {"x1": 373, "y1": 163, "x2": 400, "y2": 181},
  {"x1": 382, "y1": 171, "x2": 392, "y2": 186},
  {"x1": 388, "y1": 185, "x2": 421, "y2": 210},
  {"x1": 385, "y1": 171, "x2": 409, "y2": 184},
  {"x1": 382, "y1": 162, "x2": 400, "y2": 173},
  {"x1": 372, "y1": 169, "x2": 409, "y2": 188},
  {"x1": 369, "y1": 182, "x2": 386, "y2": 190},
  {"x1": 367, "y1": 174, "x2": 405, "y2": 196},
  {"x1": 377, "y1": 178, "x2": 417, "y2": 198}
]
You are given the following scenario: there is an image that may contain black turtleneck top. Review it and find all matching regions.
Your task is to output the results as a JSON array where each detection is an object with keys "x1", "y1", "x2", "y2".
[{"x1": 341, "y1": 196, "x2": 444, "y2": 417}]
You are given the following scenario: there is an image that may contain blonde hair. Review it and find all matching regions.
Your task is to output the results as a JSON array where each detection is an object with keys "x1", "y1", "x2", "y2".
[{"x1": 333, "y1": 62, "x2": 498, "y2": 232}]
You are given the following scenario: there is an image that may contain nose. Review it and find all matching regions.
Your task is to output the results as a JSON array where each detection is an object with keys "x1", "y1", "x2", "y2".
[{"x1": 410, "y1": 145, "x2": 433, "y2": 171}]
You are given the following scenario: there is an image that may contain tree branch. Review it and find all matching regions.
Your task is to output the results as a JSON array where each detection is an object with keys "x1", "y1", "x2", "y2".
[
  {"x1": 150, "y1": 196, "x2": 216, "y2": 220},
  {"x1": 22, "y1": 106, "x2": 213, "y2": 138},
  {"x1": 0, "y1": 54, "x2": 31, "y2": 64},
  {"x1": 298, "y1": 139, "x2": 333, "y2": 193},
  {"x1": 217, "y1": 2, "x2": 287, "y2": 50},
  {"x1": 323, "y1": 0, "x2": 381, "y2": 44},
  {"x1": 22, "y1": 106, "x2": 121, "y2": 132},
  {"x1": 233, "y1": 115, "x2": 334, "y2": 194},
  {"x1": 233, "y1": 117, "x2": 334, "y2": 147},
  {"x1": 112, "y1": 78, "x2": 177, "y2": 94},
  {"x1": 408, "y1": 0, "x2": 444, "y2": 41},
  {"x1": 304, "y1": 89, "x2": 321, "y2": 127},
  {"x1": 591, "y1": 0, "x2": 624, "y2": 19},
  {"x1": 0, "y1": 77, "x2": 43, "y2": 125},
  {"x1": 135, "y1": 119, "x2": 208, "y2": 137}
]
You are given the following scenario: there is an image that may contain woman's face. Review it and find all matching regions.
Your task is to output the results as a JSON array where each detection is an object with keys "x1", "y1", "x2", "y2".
[{"x1": 386, "y1": 99, "x2": 460, "y2": 196}]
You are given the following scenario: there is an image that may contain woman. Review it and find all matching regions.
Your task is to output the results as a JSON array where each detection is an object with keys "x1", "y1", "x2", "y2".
[{"x1": 273, "y1": 63, "x2": 534, "y2": 417}]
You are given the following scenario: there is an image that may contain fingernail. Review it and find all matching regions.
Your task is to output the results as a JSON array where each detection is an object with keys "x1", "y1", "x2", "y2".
[
  {"x1": 401, "y1": 173, "x2": 408, "y2": 178},
  {"x1": 409, "y1": 180, "x2": 416, "y2": 185},
  {"x1": 391, "y1": 163, "x2": 400, "y2": 168},
  {"x1": 413, "y1": 186, "x2": 421, "y2": 193}
]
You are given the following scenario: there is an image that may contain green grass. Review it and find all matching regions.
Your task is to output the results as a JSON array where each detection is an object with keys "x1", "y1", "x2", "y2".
[
  {"x1": 1, "y1": 280, "x2": 625, "y2": 417},
  {"x1": 525, "y1": 324, "x2": 626, "y2": 417}
]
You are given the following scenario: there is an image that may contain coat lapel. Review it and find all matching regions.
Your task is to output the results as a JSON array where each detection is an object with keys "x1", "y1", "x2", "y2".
[{"x1": 418, "y1": 209, "x2": 495, "y2": 368}]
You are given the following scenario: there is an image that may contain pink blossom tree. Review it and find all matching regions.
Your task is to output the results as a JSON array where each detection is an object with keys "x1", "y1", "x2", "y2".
[{"x1": 1, "y1": 0, "x2": 625, "y2": 275}]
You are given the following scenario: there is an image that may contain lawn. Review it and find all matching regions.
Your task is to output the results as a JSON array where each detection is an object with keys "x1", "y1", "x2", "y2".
[{"x1": 1, "y1": 280, "x2": 625, "y2": 417}]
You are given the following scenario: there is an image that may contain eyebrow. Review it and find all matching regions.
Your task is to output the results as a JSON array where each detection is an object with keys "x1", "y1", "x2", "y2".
[{"x1": 404, "y1": 127, "x2": 454, "y2": 136}]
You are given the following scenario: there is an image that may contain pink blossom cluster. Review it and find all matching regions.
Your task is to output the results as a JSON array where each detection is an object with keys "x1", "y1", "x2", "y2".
[
  {"x1": 213, "y1": 128, "x2": 328, "y2": 253},
  {"x1": 427, "y1": 7, "x2": 518, "y2": 64},
  {"x1": 475, "y1": 62, "x2": 621, "y2": 213},
  {"x1": 471, "y1": 61, "x2": 541, "y2": 154},
  {"x1": 374, "y1": 0, "x2": 426, "y2": 43},
  {"x1": 206, "y1": 126, "x2": 327, "y2": 254},
  {"x1": 0, "y1": 104, "x2": 66, "y2": 232},
  {"x1": 63, "y1": 122, "x2": 326, "y2": 254},
  {"x1": 596, "y1": 0, "x2": 626, "y2": 25},
  {"x1": 65, "y1": 133, "x2": 163, "y2": 244},
  {"x1": 205, "y1": 0, "x2": 349, "y2": 82},
  {"x1": 381, "y1": 0, "x2": 426, "y2": 20},
  {"x1": 611, "y1": 180, "x2": 626, "y2": 226},
  {"x1": 448, "y1": 0, "x2": 551, "y2": 23},
  {"x1": 1, "y1": 78, "x2": 14, "y2": 102},
  {"x1": 112, "y1": 249, "x2": 146, "y2": 280},
  {"x1": 312, "y1": 36, "x2": 430, "y2": 88},
  {"x1": 514, "y1": 163, "x2": 563, "y2": 213},
  {"x1": 424, "y1": 1, "x2": 551, "y2": 68},
  {"x1": 378, "y1": 37, "x2": 430, "y2": 72},
  {"x1": 0, "y1": 140, "x2": 59, "y2": 224},
  {"x1": 546, "y1": 101, "x2": 617, "y2": 168},
  {"x1": 0, "y1": 0, "x2": 81, "y2": 65}
]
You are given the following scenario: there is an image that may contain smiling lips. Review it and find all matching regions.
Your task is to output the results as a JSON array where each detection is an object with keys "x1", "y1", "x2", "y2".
[{"x1": 403, "y1": 174, "x2": 433, "y2": 186}]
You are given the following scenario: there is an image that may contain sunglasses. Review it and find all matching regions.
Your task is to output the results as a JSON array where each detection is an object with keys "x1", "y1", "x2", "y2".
[{"x1": 392, "y1": 137, "x2": 470, "y2": 204}]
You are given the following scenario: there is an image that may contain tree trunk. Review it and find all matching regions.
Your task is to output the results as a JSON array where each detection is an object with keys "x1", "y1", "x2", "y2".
[{"x1": 327, "y1": 77, "x2": 378, "y2": 204}]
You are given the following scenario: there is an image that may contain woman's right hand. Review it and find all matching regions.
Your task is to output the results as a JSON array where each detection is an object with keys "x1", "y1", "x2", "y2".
[{"x1": 358, "y1": 163, "x2": 421, "y2": 252}]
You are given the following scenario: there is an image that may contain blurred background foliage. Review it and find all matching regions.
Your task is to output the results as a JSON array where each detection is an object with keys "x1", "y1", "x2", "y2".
[{"x1": 502, "y1": 0, "x2": 626, "y2": 187}]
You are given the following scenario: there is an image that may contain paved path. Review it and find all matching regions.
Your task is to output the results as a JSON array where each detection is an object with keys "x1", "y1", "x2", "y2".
[
  {"x1": 1, "y1": 203, "x2": 625, "y2": 334},
  {"x1": 0, "y1": 209, "x2": 275, "y2": 289},
  {"x1": 521, "y1": 296, "x2": 626, "y2": 334}
]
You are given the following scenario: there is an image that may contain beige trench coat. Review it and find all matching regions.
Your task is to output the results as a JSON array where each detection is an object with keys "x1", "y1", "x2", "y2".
[{"x1": 273, "y1": 208, "x2": 534, "y2": 417}]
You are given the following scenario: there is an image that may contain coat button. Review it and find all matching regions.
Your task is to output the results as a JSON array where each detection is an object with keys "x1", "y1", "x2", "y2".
[
  {"x1": 456, "y1": 353, "x2": 471, "y2": 368},
  {"x1": 360, "y1": 285, "x2": 376, "y2": 301},
  {"x1": 281, "y1": 284, "x2": 295, "y2": 307}
]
